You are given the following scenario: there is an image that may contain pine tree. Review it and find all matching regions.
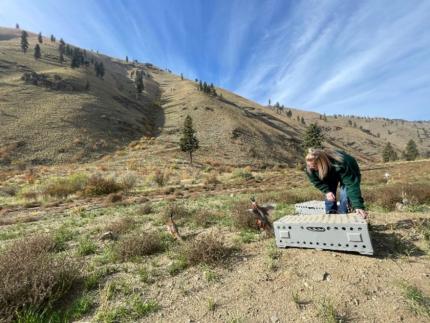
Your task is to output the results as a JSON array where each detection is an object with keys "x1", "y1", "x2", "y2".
[
  {"x1": 323, "y1": 114, "x2": 327, "y2": 122},
  {"x1": 403, "y1": 139, "x2": 419, "y2": 161},
  {"x1": 71, "y1": 48, "x2": 81, "y2": 68},
  {"x1": 34, "y1": 44, "x2": 41, "y2": 60},
  {"x1": 20, "y1": 31, "x2": 29, "y2": 53},
  {"x1": 198, "y1": 80, "x2": 203, "y2": 91},
  {"x1": 180, "y1": 115, "x2": 199, "y2": 165},
  {"x1": 125, "y1": 56, "x2": 128, "y2": 62},
  {"x1": 135, "y1": 70, "x2": 144, "y2": 98},
  {"x1": 58, "y1": 39, "x2": 65, "y2": 62},
  {"x1": 38, "y1": 32, "x2": 43, "y2": 43},
  {"x1": 210, "y1": 83, "x2": 216, "y2": 96},
  {"x1": 382, "y1": 142, "x2": 398, "y2": 162},
  {"x1": 181, "y1": 73, "x2": 183, "y2": 80},
  {"x1": 50, "y1": 34, "x2": 56, "y2": 42},
  {"x1": 301, "y1": 116, "x2": 306, "y2": 125},
  {"x1": 95, "y1": 61, "x2": 105, "y2": 79},
  {"x1": 16, "y1": 23, "x2": 20, "y2": 29},
  {"x1": 268, "y1": 99, "x2": 271, "y2": 106},
  {"x1": 303, "y1": 123, "x2": 325, "y2": 150}
]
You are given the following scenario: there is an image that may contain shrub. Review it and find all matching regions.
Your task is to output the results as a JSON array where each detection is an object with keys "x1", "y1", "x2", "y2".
[
  {"x1": 104, "y1": 217, "x2": 136, "y2": 236},
  {"x1": 43, "y1": 173, "x2": 88, "y2": 198},
  {"x1": 118, "y1": 172, "x2": 137, "y2": 192},
  {"x1": 204, "y1": 172, "x2": 220, "y2": 185},
  {"x1": 232, "y1": 168, "x2": 254, "y2": 180},
  {"x1": 163, "y1": 203, "x2": 191, "y2": 221},
  {"x1": 139, "y1": 202, "x2": 153, "y2": 215},
  {"x1": 0, "y1": 185, "x2": 18, "y2": 197},
  {"x1": 152, "y1": 169, "x2": 169, "y2": 187},
  {"x1": 364, "y1": 183, "x2": 430, "y2": 211},
  {"x1": 0, "y1": 235, "x2": 80, "y2": 321},
  {"x1": 77, "y1": 238, "x2": 97, "y2": 256},
  {"x1": 115, "y1": 232, "x2": 165, "y2": 261},
  {"x1": 83, "y1": 175, "x2": 122, "y2": 196},
  {"x1": 181, "y1": 232, "x2": 235, "y2": 266},
  {"x1": 231, "y1": 200, "x2": 258, "y2": 230},
  {"x1": 194, "y1": 210, "x2": 218, "y2": 228}
]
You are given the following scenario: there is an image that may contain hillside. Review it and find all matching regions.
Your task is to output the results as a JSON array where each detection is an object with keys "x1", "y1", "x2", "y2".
[{"x1": 1, "y1": 26, "x2": 429, "y2": 168}]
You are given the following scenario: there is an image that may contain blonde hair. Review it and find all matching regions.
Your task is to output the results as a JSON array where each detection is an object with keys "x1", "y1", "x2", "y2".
[{"x1": 305, "y1": 148, "x2": 344, "y2": 180}]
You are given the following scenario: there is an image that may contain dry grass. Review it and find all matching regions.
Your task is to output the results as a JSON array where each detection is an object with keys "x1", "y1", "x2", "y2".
[
  {"x1": 0, "y1": 235, "x2": 80, "y2": 321},
  {"x1": 364, "y1": 182, "x2": 430, "y2": 210}
]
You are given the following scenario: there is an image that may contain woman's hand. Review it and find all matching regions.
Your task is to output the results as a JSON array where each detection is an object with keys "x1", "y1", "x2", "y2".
[
  {"x1": 325, "y1": 192, "x2": 336, "y2": 201},
  {"x1": 355, "y1": 209, "x2": 368, "y2": 219}
]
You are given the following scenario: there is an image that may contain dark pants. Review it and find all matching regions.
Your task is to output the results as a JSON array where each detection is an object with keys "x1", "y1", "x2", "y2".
[{"x1": 325, "y1": 186, "x2": 350, "y2": 214}]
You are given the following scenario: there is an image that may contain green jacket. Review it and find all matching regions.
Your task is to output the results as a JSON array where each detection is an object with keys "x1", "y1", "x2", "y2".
[{"x1": 306, "y1": 151, "x2": 365, "y2": 209}]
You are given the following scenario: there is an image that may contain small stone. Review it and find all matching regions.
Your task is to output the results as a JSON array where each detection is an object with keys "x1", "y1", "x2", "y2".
[
  {"x1": 99, "y1": 231, "x2": 115, "y2": 240},
  {"x1": 271, "y1": 315, "x2": 280, "y2": 323},
  {"x1": 353, "y1": 298, "x2": 359, "y2": 306}
]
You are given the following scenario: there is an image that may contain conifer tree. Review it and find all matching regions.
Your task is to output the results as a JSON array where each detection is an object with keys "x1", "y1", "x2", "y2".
[
  {"x1": 20, "y1": 30, "x2": 29, "y2": 53},
  {"x1": 58, "y1": 39, "x2": 65, "y2": 62},
  {"x1": 181, "y1": 73, "x2": 184, "y2": 80},
  {"x1": 38, "y1": 32, "x2": 43, "y2": 43},
  {"x1": 135, "y1": 70, "x2": 144, "y2": 98},
  {"x1": 16, "y1": 23, "x2": 20, "y2": 29},
  {"x1": 180, "y1": 115, "x2": 199, "y2": 165},
  {"x1": 403, "y1": 139, "x2": 419, "y2": 161},
  {"x1": 34, "y1": 44, "x2": 41, "y2": 60},
  {"x1": 71, "y1": 48, "x2": 81, "y2": 68},
  {"x1": 126, "y1": 56, "x2": 128, "y2": 62},
  {"x1": 50, "y1": 34, "x2": 56, "y2": 42},
  {"x1": 303, "y1": 123, "x2": 324, "y2": 150},
  {"x1": 382, "y1": 142, "x2": 398, "y2": 162},
  {"x1": 301, "y1": 116, "x2": 306, "y2": 125}
]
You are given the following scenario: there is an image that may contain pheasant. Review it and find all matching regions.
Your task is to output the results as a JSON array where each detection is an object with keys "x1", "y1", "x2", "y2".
[
  {"x1": 166, "y1": 213, "x2": 183, "y2": 241},
  {"x1": 249, "y1": 197, "x2": 274, "y2": 236}
]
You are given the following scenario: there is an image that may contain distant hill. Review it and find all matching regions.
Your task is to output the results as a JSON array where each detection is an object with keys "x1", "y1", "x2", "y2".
[{"x1": 1, "y1": 26, "x2": 429, "y2": 168}]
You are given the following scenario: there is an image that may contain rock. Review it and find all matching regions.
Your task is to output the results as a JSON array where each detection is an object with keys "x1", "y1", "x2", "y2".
[
  {"x1": 312, "y1": 272, "x2": 330, "y2": 282},
  {"x1": 353, "y1": 298, "x2": 359, "y2": 306},
  {"x1": 271, "y1": 315, "x2": 280, "y2": 323},
  {"x1": 100, "y1": 231, "x2": 115, "y2": 240},
  {"x1": 395, "y1": 202, "x2": 405, "y2": 211}
]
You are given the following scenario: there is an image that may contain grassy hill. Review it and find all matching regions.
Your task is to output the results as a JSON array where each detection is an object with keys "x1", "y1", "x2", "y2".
[{"x1": 1, "y1": 26, "x2": 429, "y2": 169}]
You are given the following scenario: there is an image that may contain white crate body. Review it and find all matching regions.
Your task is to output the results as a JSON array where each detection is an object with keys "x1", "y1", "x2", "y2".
[
  {"x1": 295, "y1": 200, "x2": 342, "y2": 215},
  {"x1": 274, "y1": 214, "x2": 374, "y2": 255}
]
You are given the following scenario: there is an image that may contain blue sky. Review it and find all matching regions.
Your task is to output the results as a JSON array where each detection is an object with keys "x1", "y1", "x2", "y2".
[{"x1": 1, "y1": 0, "x2": 429, "y2": 120}]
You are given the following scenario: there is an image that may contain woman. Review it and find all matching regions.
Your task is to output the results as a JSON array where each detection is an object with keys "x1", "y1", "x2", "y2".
[{"x1": 305, "y1": 148, "x2": 368, "y2": 219}]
